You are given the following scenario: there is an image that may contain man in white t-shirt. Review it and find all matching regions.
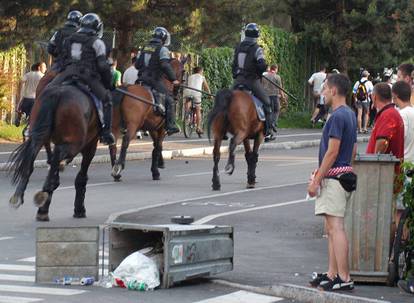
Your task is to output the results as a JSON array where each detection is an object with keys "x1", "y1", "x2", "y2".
[
  {"x1": 352, "y1": 70, "x2": 374, "y2": 133},
  {"x1": 183, "y1": 67, "x2": 211, "y2": 135},
  {"x1": 16, "y1": 62, "x2": 44, "y2": 124},
  {"x1": 308, "y1": 65, "x2": 327, "y2": 123},
  {"x1": 122, "y1": 57, "x2": 138, "y2": 85}
]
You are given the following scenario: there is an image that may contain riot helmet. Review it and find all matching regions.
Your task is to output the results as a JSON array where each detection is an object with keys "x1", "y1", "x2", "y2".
[
  {"x1": 78, "y1": 13, "x2": 103, "y2": 37},
  {"x1": 244, "y1": 23, "x2": 260, "y2": 38},
  {"x1": 153, "y1": 27, "x2": 171, "y2": 46},
  {"x1": 66, "y1": 10, "x2": 83, "y2": 27}
]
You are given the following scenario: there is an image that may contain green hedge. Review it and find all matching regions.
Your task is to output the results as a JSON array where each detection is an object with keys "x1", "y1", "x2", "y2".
[{"x1": 200, "y1": 26, "x2": 310, "y2": 113}]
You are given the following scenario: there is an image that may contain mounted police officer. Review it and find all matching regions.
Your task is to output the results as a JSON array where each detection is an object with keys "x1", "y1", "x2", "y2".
[
  {"x1": 135, "y1": 27, "x2": 180, "y2": 135},
  {"x1": 48, "y1": 10, "x2": 83, "y2": 72},
  {"x1": 232, "y1": 23, "x2": 276, "y2": 141},
  {"x1": 49, "y1": 13, "x2": 114, "y2": 145}
]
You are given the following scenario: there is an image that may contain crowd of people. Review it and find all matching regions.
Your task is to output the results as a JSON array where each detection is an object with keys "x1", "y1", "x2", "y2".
[{"x1": 307, "y1": 63, "x2": 414, "y2": 294}]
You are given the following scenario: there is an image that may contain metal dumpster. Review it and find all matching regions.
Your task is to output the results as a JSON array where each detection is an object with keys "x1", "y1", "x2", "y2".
[
  {"x1": 108, "y1": 222, "x2": 234, "y2": 288},
  {"x1": 345, "y1": 153, "x2": 400, "y2": 284}
]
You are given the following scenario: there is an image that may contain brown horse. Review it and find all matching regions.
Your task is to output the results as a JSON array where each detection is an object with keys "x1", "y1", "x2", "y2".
[
  {"x1": 208, "y1": 88, "x2": 265, "y2": 190},
  {"x1": 8, "y1": 83, "x2": 100, "y2": 221},
  {"x1": 109, "y1": 59, "x2": 183, "y2": 181}
]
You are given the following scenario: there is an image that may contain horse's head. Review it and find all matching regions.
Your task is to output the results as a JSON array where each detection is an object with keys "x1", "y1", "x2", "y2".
[{"x1": 164, "y1": 58, "x2": 184, "y2": 97}]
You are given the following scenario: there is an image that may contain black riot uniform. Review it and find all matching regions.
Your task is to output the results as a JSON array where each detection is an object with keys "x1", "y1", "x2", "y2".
[
  {"x1": 135, "y1": 27, "x2": 180, "y2": 135},
  {"x1": 232, "y1": 23, "x2": 276, "y2": 141},
  {"x1": 49, "y1": 13, "x2": 114, "y2": 145},
  {"x1": 47, "y1": 10, "x2": 83, "y2": 72}
]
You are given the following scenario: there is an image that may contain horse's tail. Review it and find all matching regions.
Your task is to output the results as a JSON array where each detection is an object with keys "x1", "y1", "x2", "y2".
[
  {"x1": 8, "y1": 88, "x2": 61, "y2": 185},
  {"x1": 207, "y1": 88, "x2": 233, "y2": 142}
]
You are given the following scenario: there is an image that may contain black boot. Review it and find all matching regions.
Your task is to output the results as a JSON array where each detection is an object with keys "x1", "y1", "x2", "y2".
[
  {"x1": 100, "y1": 100, "x2": 115, "y2": 145},
  {"x1": 165, "y1": 96, "x2": 180, "y2": 136},
  {"x1": 264, "y1": 107, "x2": 275, "y2": 142}
]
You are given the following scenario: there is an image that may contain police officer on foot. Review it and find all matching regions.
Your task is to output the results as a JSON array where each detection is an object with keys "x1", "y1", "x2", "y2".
[
  {"x1": 50, "y1": 13, "x2": 115, "y2": 145},
  {"x1": 135, "y1": 27, "x2": 180, "y2": 136},
  {"x1": 232, "y1": 23, "x2": 276, "y2": 142},
  {"x1": 48, "y1": 10, "x2": 83, "y2": 72}
]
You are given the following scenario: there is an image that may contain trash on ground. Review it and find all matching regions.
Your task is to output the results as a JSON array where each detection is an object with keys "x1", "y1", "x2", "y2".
[{"x1": 110, "y1": 250, "x2": 160, "y2": 291}]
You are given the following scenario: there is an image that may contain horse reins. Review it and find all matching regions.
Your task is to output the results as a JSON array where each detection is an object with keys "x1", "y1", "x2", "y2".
[{"x1": 115, "y1": 87, "x2": 164, "y2": 109}]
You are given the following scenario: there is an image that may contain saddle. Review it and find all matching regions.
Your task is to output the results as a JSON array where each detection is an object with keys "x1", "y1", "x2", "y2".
[
  {"x1": 234, "y1": 84, "x2": 265, "y2": 121},
  {"x1": 61, "y1": 78, "x2": 105, "y2": 127}
]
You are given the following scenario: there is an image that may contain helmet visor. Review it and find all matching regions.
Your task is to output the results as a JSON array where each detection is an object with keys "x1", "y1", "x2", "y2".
[
  {"x1": 164, "y1": 32, "x2": 171, "y2": 46},
  {"x1": 97, "y1": 23, "x2": 103, "y2": 39}
]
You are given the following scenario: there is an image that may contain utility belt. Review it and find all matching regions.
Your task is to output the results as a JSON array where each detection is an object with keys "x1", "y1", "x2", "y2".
[{"x1": 326, "y1": 166, "x2": 357, "y2": 192}]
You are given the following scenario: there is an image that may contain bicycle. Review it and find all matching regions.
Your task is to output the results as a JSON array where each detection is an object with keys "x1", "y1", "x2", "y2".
[
  {"x1": 183, "y1": 96, "x2": 203, "y2": 138},
  {"x1": 388, "y1": 169, "x2": 414, "y2": 285}
]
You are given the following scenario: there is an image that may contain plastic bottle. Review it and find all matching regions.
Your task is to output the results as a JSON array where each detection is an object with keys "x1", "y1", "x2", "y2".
[{"x1": 126, "y1": 280, "x2": 148, "y2": 291}]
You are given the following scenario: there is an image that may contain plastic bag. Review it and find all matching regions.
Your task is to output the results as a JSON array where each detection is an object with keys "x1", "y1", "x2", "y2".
[{"x1": 111, "y1": 251, "x2": 160, "y2": 290}]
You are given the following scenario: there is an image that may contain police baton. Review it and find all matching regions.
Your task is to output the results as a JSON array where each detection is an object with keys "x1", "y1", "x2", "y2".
[
  {"x1": 262, "y1": 74, "x2": 298, "y2": 102},
  {"x1": 115, "y1": 87, "x2": 164, "y2": 110},
  {"x1": 179, "y1": 84, "x2": 216, "y2": 98}
]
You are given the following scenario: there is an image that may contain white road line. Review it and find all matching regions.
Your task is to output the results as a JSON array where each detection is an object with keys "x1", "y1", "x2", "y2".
[
  {"x1": 0, "y1": 274, "x2": 35, "y2": 282},
  {"x1": 194, "y1": 198, "x2": 308, "y2": 225},
  {"x1": 56, "y1": 182, "x2": 115, "y2": 191},
  {"x1": 0, "y1": 285, "x2": 86, "y2": 296},
  {"x1": 175, "y1": 161, "x2": 316, "y2": 177},
  {"x1": 17, "y1": 257, "x2": 35, "y2": 263},
  {"x1": 0, "y1": 237, "x2": 14, "y2": 241},
  {"x1": 0, "y1": 265, "x2": 35, "y2": 272},
  {"x1": 107, "y1": 181, "x2": 308, "y2": 223},
  {"x1": 193, "y1": 290, "x2": 283, "y2": 303},
  {"x1": 0, "y1": 295, "x2": 42, "y2": 303}
]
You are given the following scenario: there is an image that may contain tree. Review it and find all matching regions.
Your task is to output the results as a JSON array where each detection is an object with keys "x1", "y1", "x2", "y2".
[{"x1": 286, "y1": 0, "x2": 411, "y2": 74}]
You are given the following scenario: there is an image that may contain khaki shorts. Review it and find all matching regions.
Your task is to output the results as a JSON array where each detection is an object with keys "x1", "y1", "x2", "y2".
[{"x1": 315, "y1": 178, "x2": 352, "y2": 217}]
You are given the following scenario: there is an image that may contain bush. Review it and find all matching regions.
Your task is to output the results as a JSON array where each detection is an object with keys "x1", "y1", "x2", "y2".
[
  {"x1": 278, "y1": 112, "x2": 322, "y2": 129},
  {"x1": 0, "y1": 121, "x2": 24, "y2": 142}
]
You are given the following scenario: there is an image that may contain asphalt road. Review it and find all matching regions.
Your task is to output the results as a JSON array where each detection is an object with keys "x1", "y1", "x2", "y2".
[{"x1": 0, "y1": 141, "x2": 412, "y2": 303}]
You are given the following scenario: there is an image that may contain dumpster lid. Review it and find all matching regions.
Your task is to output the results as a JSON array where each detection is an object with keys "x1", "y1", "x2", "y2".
[{"x1": 355, "y1": 153, "x2": 400, "y2": 163}]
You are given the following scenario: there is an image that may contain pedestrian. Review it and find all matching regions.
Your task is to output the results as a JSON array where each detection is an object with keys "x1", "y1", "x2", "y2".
[
  {"x1": 262, "y1": 64, "x2": 286, "y2": 128},
  {"x1": 366, "y1": 82, "x2": 404, "y2": 243},
  {"x1": 308, "y1": 73, "x2": 357, "y2": 291},
  {"x1": 396, "y1": 63, "x2": 414, "y2": 106},
  {"x1": 308, "y1": 64, "x2": 327, "y2": 125},
  {"x1": 183, "y1": 66, "x2": 211, "y2": 135},
  {"x1": 122, "y1": 57, "x2": 138, "y2": 85},
  {"x1": 352, "y1": 70, "x2": 373, "y2": 134},
  {"x1": 16, "y1": 62, "x2": 45, "y2": 125},
  {"x1": 110, "y1": 59, "x2": 122, "y2": 87}
]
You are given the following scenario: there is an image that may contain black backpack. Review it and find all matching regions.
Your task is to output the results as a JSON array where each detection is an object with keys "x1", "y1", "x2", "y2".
[{"x1": 356, "y1": 80, "x2": 368, "y2": 101}]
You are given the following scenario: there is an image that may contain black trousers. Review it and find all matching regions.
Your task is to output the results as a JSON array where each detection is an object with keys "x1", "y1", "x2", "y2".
[{"x1": 234, "y1": 76, "x2": 272, "y2": 110}]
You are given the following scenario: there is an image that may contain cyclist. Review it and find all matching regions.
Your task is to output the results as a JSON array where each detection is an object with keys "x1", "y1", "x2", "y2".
[{"x1": 183, "y1": 66, "x2": 211, "y2": 135}]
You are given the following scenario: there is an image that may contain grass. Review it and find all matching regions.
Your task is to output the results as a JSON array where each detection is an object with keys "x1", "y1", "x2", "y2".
[
  {"x1": 278, "y1": 112, "x2": 323, "y2": 129},
  {"x1": 0, "y1": 121, "x2": 24, "y2": 142}
]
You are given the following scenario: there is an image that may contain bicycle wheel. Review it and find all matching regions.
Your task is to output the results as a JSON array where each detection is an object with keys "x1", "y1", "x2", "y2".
[
  {"x1": 183, "y1": 110, "x2": 194, "y2": 138},
  {"x1": 393, "y1": 208, "x2": 412, "y2": 283}
]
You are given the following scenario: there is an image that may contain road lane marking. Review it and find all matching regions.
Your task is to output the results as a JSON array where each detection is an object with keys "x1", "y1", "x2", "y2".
[
  {"x1": 175, "y1": 161, "x2": 316, "y2": 177},
  {"x1": 107, "y1": 181, "x2": 307, "y2": 222},
  {"x1": 0, "y1": 265, "x2": 35, "y2": 272},
  {"x1": 194, "y1": 198, "x2": 308, "y2": 225},
  {"x1": 193, "y1": 290, "x2": 283, "y2": 303},
  {"x1": 0, "y1": 285, "x2": 86, "y2": 296},
  {"x1": 56, "y1": 182, "x2": 115, "y2": 191},
  {"x1": 0, "y1": 295, "x2": 42, "y2": 303},
  {"x1": 0, "y1": 237, "x2": 13, "y2": 241},
  {"x1": 17, "y1": 257, "x2": 35, "y2": 263},
  {"x1": 0, "y1": 274, "x2": 34, "y2": 282}
]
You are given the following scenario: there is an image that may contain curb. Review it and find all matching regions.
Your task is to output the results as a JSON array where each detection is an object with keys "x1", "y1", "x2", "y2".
[
  {"x1": 0, "y1": 137, "x2": 369, "y2": 172},
  {"x1": 211, "y1": 279, "x2": 390, "y2": 303}
]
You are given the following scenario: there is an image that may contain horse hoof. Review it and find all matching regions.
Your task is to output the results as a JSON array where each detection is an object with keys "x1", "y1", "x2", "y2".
[
  {"x1": 36, "y1": 213, "x2": 50, "y2": 222},
  {"x1": 246, "y1": 183, "x2": 255, "y2": 189},
  {"x1": 9, "y1": 194, "x2": 23, "y2": 209},
  {"x1": 59, "y1": 161, "x2": 66, "y2": 172},
  {"x1": 225, "y1": 163, "x2": 234, "y2": 175},
  {"x1": 212, "y1": 184, "x2": 221, "y2": 191},
  {"x1": 113, "y1": 175, "x2": 122, "y2": 182},
  {"x1": 112, "y1": 164, "x2": 122, "y2": 177},
  {"x1": 33, "y1": 192, "x2": 48, "y2": 208},
  {"x1": 153, "y1": 175, "x2": 160, "y2": 181},
  {"x1": 73, "y1": 212, "x2": 86, "y2": 219}
]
